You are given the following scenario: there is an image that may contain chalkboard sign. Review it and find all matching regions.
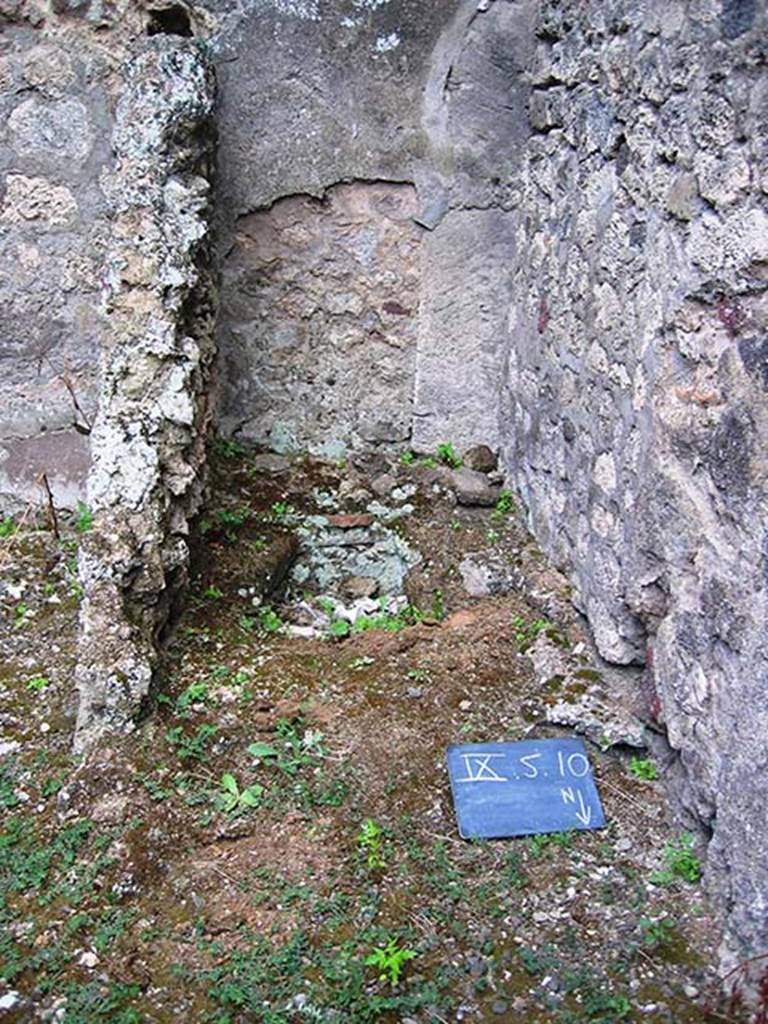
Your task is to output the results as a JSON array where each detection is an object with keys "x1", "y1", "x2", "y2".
[{"x1": 446, "y1": 737, "x2": 606, "y2": 839}]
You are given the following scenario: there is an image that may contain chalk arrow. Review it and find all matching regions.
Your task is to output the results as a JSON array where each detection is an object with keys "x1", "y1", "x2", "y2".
[{"x1": 575, "y1": 790, "x2": 592, "y2": 827}]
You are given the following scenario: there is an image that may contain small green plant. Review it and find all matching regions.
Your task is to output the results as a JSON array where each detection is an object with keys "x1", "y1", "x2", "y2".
[
  {"x1": 651, "y1": 833, "x2": 701, "y2": 885},
  {"x1": 551, "y1": 829, "x2": 576, "y2": 849},
  {"x1": 0, "y1": 516, "x2": 17, "y2": 539},
  {"x1": 26, "y1": 675, "x2": 50, "y2": 693},
  {"x1": 166, "y1": 723, "x2": 218, "y2": 761},
  {"x1": 492, "y1": 488, "x2": 515, "y2": 519},
  {"x1": 328, "y1": 617, "x2": 350, "y2": 638},
  {"x1": 512, "y1": 615, "x2": 553, "y2": 652},
  {"x1": 400, "y1": 449, "x2": 416, "y2": 466},
  {"x1": 75, "y1": 500, "x2": 93, "y2": 534},
  {"x1": 518, "y1": 943, "x2": 560, "y2": 976},
  {"x1": 365, "y1": 937, "x2": 417, "y2": 986},
  {"x1": 629, "y1": 756, "x2": 658, "y2": 781},
  {"x1": 215, "y1": 773, "x2": 263, "y2": 814},
  {"x1": 436, "y1": 442, "x2": 462, "y2": 469},
  {"x1": 215, "y1": 438, "x2": 247, "y2": 459},
  {"x1": 259, "y1": 606, "x2": 284, "y2": 634},
  {"x1": 176, "y1": 680, "x2": 209, "y2": 711},
  {"x1": 526, "y1": 833, "x2": 553, "y2": 857},
  {"x1": 270, "y1": 501, "x2": 295, "y2": 522},
  {"x1": 581, "y1": 991, "x2": 632, "y2": 1022},
  {"x1": 431, "y1": 589, "x2": 444, "y2": 621},
  {"x1": 502, "y1": 848, "x2": 528, "y2": 889},
  {"x1": 352, "y1": 603, "x2": 426, "y2": 635},
  {"x1": 247, "y1": 741, "x2": 280, "y2": 762},
  {"x1": 202, "y1": 584, "x2": 224, "y2": 602},
  {"x1": 418, "y1": 456, "x2": 438, "y2": 469},
  {"x1": 356, "y1": 819, "x2": 387, "y2": 869},
  {"x1": 640, "y1": 916, "x2": 676, "y2": 949},
  {"x1": 13, "y1": 603, "x2": 29, "y2": 630},
  {"x1": 201, "y1": 505, "x2": 252, "y2": 543},
  {"x1": 249, "y1": 720, "x2": 325, "y2": 777}
]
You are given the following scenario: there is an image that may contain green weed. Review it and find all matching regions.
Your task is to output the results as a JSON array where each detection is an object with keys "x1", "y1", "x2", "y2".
[
  {"x1": 492, "y1": 488, "x2": 515, "y2": 519},
  {"x1": 640, "y1": 916, "x2": 677, "y2": 949},
  {"x1": 249, "y1": 720, "x2": 325, "y2": 778},
  {"x1": 365, "y1": 937, "x2": 417, "y2": 985},
  {"x1": 512, "y1": 615, "x2": 554, "y2": 652},
  {"x1": 216, "y1": 773, "x2": 263, "y2": 814},
  {"x1": 26, "y1": 675, "x2": 51, "y2": 693},
  {"x1": 259, "y1": 606, "x2": 284, "y2": 634},
  {"x1": 0, "y1": 516, "x2": 17, "y2": 539},
  {"x1": 75, "y1": 500, "x2": 93, "y2": 534},
  {"x1": 436, "y1": 442, "x2": 462, "y2": 469},
  {"x1": 356, "y1": 819, "x2": 387, "y2": 870},
  {"x1": 629, "y1": 756, "x2": 658, "y2": 781},
  {"x1": 200, "y1": 505, "x2": 252, "y2": 543},
  {"x1": 214, "y1": 438, "x2": 247, "y2": 459},
  {"x1": 176, "y1": 680, "x2": 209, "y2": 711},
  {"x1": 502, "y1": 848, "x2": 528, "y2": 889},
  {"x1": 166, "y1": 723, "x2": 218, "y2": 762},
  {"x1": 270, "y1": 501, "x2": 295, "y2": 522},
  {"x1": 352, "y1": 603, "x2": 426, "y2": 634},
  {"x1": 13, "y1": 603, "x2": 29, "y2": 630},
  {"x1": 651, "y1": 833, "x2": 701, "y2": 885},
  {"x1": 328, "y1": 617, "x2": 351, "y2": 638}
]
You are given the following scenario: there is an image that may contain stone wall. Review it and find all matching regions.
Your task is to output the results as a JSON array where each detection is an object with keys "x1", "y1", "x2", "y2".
[
  {"x1": 0, "y1": 0, "x2": 210, "y2": 511},
  {"x1": 499, "y1": 0, "x2": 768, "y2": 970},
  {"x1": 211, "y1": 0, "x2": 463, "y2": 456},
  {"x1": 218, "y1": 182, "x2": 421, "y2": 456},
  {"x1": 0, "y1": 9, "x2": 112, "y2": 509}
]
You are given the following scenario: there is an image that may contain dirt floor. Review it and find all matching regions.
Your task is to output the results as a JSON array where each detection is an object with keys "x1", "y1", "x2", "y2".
[{"x1": 0, "y1": 444, "x2": 751, "y2": 1023}]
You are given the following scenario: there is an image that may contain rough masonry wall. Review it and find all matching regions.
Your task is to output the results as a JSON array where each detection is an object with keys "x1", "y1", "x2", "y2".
[
  {"x1": 500, "y1": 0, "x2": 768, "y2": 968},
  {"x1": 0, "y1": 0, "x2": 214, "y2": 512},
  {"x1": 212, "y1": 0, "x2": 462, "y2": 457},
  {"x1": 219, "y1": 182, "x2": 421, "y2": 456},
  {"x1": 0, "y1": 10, "x2": 113, "y2": 509},
  {"x1": 75, "y1": 40, "x2": 216, "y2": 751}
]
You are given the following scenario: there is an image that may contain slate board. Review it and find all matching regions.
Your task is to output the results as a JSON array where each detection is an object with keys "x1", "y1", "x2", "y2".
[{"x1": 446, "y1": 737, "x2": 606, "y2": 839}]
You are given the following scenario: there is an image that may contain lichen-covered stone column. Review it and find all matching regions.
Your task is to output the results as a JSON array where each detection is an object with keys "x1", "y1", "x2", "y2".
[{"x1": 74, "y1": 39, "x2": 217, "y2": 752}]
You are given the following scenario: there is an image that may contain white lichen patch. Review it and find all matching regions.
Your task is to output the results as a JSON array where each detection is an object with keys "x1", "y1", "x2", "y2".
[
  {"x1": 374, "y1": 31, "x2": 400, "y2": 53},
  {"x1": 264, "y1": 0, "x2": 320, "y2": 19}
]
